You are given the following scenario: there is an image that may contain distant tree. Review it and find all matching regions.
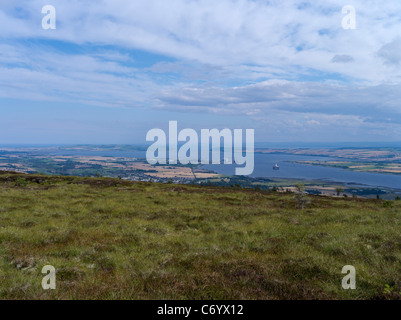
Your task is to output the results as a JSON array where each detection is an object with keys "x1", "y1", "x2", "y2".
[
  {"x1": 295, "y1": 183, "x2": 305, "y2": 193},
  {"x1": 376, "y1": 194, "x2": 380, "y2": 200},
  {"x1": 294, "y1": 183, "x2": 310, "y2": 210},
  {"x1": 396, "y1": 196, "x2": 400, "y2": 201},
  {"x1": 336, "y1": 188, "x2": 343, "y2": 196}
]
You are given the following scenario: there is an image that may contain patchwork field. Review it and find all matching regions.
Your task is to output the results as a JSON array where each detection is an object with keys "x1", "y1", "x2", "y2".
[
  {"x1": 0, "y1": 171, "x2": 400, "y2": 300},
  {"x1": 295, "y1": 160, "x2": 401, "y2": 175},
  {"x1": 257, "y1": 148, "x2": 401, "y2": 162}
]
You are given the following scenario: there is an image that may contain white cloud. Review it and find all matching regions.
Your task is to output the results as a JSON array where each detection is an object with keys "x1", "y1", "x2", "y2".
[
  {"x1": 1, "y1": 0, "x2": 401, "y2": 82},
  {"x1": 331, "y1": 55, "x2": 354, "y2": 63},
  {"x1": 378, "y1": 38, "x2": 401, "y2": 66},
  {"x1": 1, "y1": 0, "x2": 401, "y2": 142}
]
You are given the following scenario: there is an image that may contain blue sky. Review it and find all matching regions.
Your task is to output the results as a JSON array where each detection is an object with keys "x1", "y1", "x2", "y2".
[{"x1": 1, "y1": 0, "x2": 401, "y2": 144}]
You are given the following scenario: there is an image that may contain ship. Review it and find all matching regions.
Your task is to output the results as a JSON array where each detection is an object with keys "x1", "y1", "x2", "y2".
[{"x1": 273, "y1": 163, "x2": 280, "y2": 170}]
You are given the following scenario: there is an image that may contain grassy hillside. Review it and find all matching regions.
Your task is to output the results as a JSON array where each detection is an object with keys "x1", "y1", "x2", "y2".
[{"x1": 0, "y1": 171, "x2": 400, "y2": 300}]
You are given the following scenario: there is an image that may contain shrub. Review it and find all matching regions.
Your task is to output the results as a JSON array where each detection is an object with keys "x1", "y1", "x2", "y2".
[
  {"x1": 15, "y1": 177, "x2": 29, "y2": 187},
  {"x1": 383, "y1": 201, "x2": 393, "y2": 208}
]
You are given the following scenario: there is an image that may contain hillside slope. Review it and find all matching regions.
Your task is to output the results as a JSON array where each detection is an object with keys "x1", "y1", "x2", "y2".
[{"x1": 0, "y1": 171, "x2": 400, "y2": 300}]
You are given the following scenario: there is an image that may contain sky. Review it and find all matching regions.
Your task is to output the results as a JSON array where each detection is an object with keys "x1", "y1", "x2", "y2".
[{"x1": 0, "y1": 0, "x2": 401, "y2": 145}]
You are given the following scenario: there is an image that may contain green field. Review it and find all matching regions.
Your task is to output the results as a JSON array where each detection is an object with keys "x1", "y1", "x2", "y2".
[
  {"x1": 0, "y1": 171, "x2": 400, "y2": 300},
  {"x1": 293, "y1": 160, "x2": 401, "y2": 176}
]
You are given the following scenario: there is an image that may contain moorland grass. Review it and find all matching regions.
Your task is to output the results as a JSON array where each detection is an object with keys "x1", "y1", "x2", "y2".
[{"x1": 0, "y1": 171, "x2": 400, "y2": 300}]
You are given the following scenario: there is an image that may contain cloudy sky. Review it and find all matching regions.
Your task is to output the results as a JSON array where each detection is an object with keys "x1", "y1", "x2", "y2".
[{"x1": 1, "y1": 0, "x2": 401, "y2": 144}]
